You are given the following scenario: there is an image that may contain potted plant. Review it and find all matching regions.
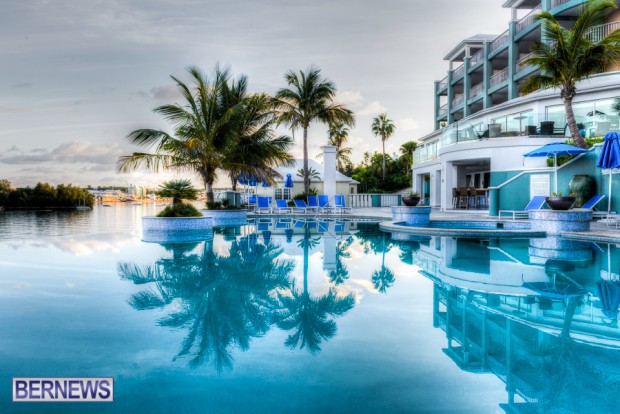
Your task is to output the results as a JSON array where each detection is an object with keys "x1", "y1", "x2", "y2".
[
  {"x1": 545, "y1": 192, "x2": 576, "y2": 211},
  {"x1": 402, "y1": 192, "x2": 421, "y2": 207},
  {"x1": 142, "y1": 180, "x2": 213, "y2": 242}
]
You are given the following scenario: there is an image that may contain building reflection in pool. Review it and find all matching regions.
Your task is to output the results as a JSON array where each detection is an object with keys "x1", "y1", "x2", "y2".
[{"x1": 415, "y1": 236, "x2": 620, "y2": 413}]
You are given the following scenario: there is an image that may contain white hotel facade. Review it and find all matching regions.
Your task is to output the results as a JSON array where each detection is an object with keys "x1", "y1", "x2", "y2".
[{"x1": 412, "y1": 0, "x2": 620, "y2": 210}]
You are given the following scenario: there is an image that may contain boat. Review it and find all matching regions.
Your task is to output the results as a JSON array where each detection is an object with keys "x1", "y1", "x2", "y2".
[
  {"x1": 76, "y1": 206, "x2": 91, "y2": 210},
  {"x1": 102, "y1": 204, "x2": 112, "y2": 207},
  {"x1": 132, "y1": 202, "x2": 142, "y2": 206}
]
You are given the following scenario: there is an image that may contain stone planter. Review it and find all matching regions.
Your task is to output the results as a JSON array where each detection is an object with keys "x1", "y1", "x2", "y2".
[
  {"x1": 391, "y1": 206, "x2": 432, "y2": 227},
  {"x1": 528, "y1": 210, "x2": 591, "y2": 235},
  {"x1": 545, "y1": 196, "x2": 576, "y2": 211},
  {"x1": 201, "y1": 209, "x2": 247, "y2": 226},
  {"x1": 142, "y1": 216, "x2": 213, "y2": 243},
  {"x1": 402, "y1": 196, "x2": 421, "y2": 207}
]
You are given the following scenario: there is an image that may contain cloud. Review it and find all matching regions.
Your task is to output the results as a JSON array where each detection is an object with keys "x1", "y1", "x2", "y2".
[
  {"x1": 395, "y1": 117, "x2": 419, "y2": 132},
  {"x1": 336, "y1": 90, "x2": 365, "y2": 108},
  {"x1": 0, "y1": 140, "x2": 124, "y2": 166},
  {"x1": 357, "y1": 101, "x2": 387, "y2": 116}
]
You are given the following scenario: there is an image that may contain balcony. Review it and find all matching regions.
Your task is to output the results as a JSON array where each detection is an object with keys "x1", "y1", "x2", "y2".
[
  {"x1": 490, "y1": 31, "x2": 509, "y2": 53},
  {"x1": 438, "y1": 103, "x2": 448, "y2": 117},
  {"x1": 470, "y1": 49, "x2": 484, "y2": 66},
  {"x1": 489, "y1": 68, "x2": 509, "y2": 88},
  {"x1": 551, "y1": 0, "x2": 571, "y2": 7},
  {"x1": 452, "y1": 94, "x2": 464, "y2": 108},
  {"x1": 516, "y1": 53, "x2": 534, "y2": 72},
  {"x1": 470, "y1": 82, "x2": 484, "y2": 99},
  {"x1": 516, "y1": 5, "x2": 541, "y2": 33},
  {"x1": 438, "y1": 76, "x2": 448, "y2": 92},
  {"x1": 585, "y1": 21, "x2": 620, "y2": 42},
  {"x1": 453, "y1": 64, "x2": 465, "y2": 80}
]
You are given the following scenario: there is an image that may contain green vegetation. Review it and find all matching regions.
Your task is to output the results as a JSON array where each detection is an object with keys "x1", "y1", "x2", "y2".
[
  {"x1": 296, "y1": 167, "x2": 320, "y2": 182},
  {"x1": 118, "y1": 65, "x2": 294, "y2": 202},
  {"x1": 372, "y1": 113, "x2": 396, "y2": 179},
  {"x1": 205, "y1": 199, "x2": 243, "y2": 210},
  {"x1": 521, "y1": 0, "x2": 620, "y2": 148},
  {"x1": 156, "y1": 179, "x2": 201, "y2": 217},
  {"x1": 0, "y1": 181, "x2": 93, "y2": 209},
  {"x1": 274, "y1": 66, "x2": 355, "y2": 195},
  {"x1": 327, "y1": 121, "x2": 353, "y2": 172},
  {"x1": 293, "y1": 189, "x2": 318, "y2": 200},
  {"x1": 350, "y1": 151, "x2": 412, "y2": 193}
]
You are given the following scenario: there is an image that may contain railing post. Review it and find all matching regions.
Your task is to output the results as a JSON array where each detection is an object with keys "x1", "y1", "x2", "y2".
[
  {"x1": 489, "y1": 188, "x2": 499, "y2": 216},
  {"x1": 398, "y1": 195, "x2": 402, "y2": 206}
]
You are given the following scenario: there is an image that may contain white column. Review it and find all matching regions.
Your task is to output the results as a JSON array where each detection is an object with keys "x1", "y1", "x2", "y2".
[
  {"x1": 322, "y1": 230, "x2": 337, "y2": 271},
  {"x1": 322, "y1": 145, "x2": 337, "y2": 201}
]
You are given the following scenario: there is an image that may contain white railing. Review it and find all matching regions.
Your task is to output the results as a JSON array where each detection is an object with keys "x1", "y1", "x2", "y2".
[
  {"x1": 470, "y1": 82, "x2": 484, "y2": 98},
  {"x1": 490, "y1": 67, "x2": 509, "y2": 87},
  {"x1": 452, "y1": 64, "x2": 465, "y2": 79},
  {"x1": 586, "y1": 21, "x2": 620, "y2": 42},
  {"x1": 348, "y1": 194, "x2": 401, "y2": 208},
  {"x1": 438, "y1": 103, "x2": 448, "y2": 116},
  {"x1": 490, "y1": 31, "x2": 509, "y2": 53},
  {"x1": 452, "y1": 93, "x2": 464, "y2": 107},
  {"x1": 516, "y1": 53, "x2": 534, "y2": 72},
  {"x1": 470, "y1": 49, "x2": 484, "y2": 66},
  {"x1": 551, "y1": 0, "x2": 570, "y2": 8},
  {"x1": 516, "y1": 5, "x2": 541, "y2": 33},
  {"x1": 438, "y1": 76, "x2": 448, "y2": 90}
]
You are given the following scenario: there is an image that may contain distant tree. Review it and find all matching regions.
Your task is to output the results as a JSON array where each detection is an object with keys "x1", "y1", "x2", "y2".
[{"x1": 372, "y1": 113, "x2": 395, "y2": 179}]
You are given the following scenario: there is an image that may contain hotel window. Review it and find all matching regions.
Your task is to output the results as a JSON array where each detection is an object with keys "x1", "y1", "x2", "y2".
[{"x1": 275, "y1": 188, "x2": 291, "y2": 200}]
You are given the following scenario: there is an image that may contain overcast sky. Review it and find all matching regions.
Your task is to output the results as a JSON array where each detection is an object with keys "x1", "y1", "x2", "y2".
[{"x1": 0, "y1": 0, "x2": 511, "y2": 187}]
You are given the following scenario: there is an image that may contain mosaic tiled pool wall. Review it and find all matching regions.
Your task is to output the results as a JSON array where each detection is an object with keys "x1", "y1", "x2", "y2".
[
  {"x1": 201, "y1": 210, "x2": 248, "y2": 226},
  {"x1": 391, "y1": 206, "x2": 431, "y2": 226},
  {"x1": 142, "y1": 216, "x2": 214, "y2": 243},
  {"x1": 528, "y1": 210, "x2": 592, "y2": 235}
]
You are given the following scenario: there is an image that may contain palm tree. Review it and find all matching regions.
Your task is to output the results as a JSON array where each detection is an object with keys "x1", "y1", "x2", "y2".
[
  {"x1": 371, "y1": 233, "x2": 395, "y2": 294},
  {"x1": 327, "y1": 121, "x2": 353, "y2": 172},
  {"x1": 296, "y1": 167, "x2": 321, "y2": 183},
  {"x1": 520, "y1": 0, "x2": 620, "y2": 148},
  {"x1": 118, "y1": 65, "x2": 293, "y2": 202},
  {"x1": 156, "y1": 179, "x2": 198, "y2": 205},
  {"x1": 372, "y1": 113, "x2": 395, "y2": 179},
  {"x1": 274, "y1": 66, "x2": 355, "y2": 195},
  {"x1": 399, "y1": 141, "x2": 418, "y2": 177}
]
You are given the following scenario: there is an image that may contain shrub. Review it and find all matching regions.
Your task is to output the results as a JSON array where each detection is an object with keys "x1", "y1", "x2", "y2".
[
  {"x1": 293, "y1": 189, "x2": 318, "y2": 200},
  {"x1": 157, "y1": 203, "x2": 202, "y2": 217}
]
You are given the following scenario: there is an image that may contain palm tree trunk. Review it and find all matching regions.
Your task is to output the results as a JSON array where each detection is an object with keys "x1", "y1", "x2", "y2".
[
  {"x1": 382, "y1": 139, "x2": 386, "y2": 179},
  {"x1": 303, "y1": 127, "x2": 309, "y2": 195},
  {"x1": 564, "y1": 96, "x2": 587, "y2": 149},
  {"x1": 561, "y1": 297, "x2": 578, "y2": 339},
  {"x1": 205, "y1": 181, "x2": 215, "y2": 203},
  {"x1": 303, "y1": 231, "x2": 309, "y2": 295}
]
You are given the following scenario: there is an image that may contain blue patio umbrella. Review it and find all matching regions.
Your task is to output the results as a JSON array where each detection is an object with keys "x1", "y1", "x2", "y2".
[
  {"x1": 596, "y1": 131, "x2": 620, "y2": 213},
  {"x1": 524, "y1": 142, "x2": 588, "y2": 194},
  {"x1": 284, "y1": 173, "x2": 294, "y2": 189},
  {"x1": 596, "y1": 280, "x2": 620, "y2": 319},
  {"x1": 262, "y1": 230, "x2": 272, "y2": 245},
  {"x1": 284, "y1": 228, "x2": 294, "y2": 243}
]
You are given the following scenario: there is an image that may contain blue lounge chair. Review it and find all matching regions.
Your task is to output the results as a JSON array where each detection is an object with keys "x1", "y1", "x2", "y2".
[
  {"x1": 317, "y1": 221, "x2": 329, "y2": 232},
  {"x1": 498, "y1": 196, "x2": 547, "y2": 220},
  {"x1": 581, "y1": 194, "x2": 611, "y2": 218},
  {"x1": 256, "y1": 196, "x2": 271, "y2": 214},
  {"x1": 293, "y1": 199, "x2": 317, "y2": 213},
  {"x1": 318, "y1": 195, "x2": 332, "y2": 213},
  {"x1": 275, "y1": 218, "x2": 292, "y2": 229},
  {"x1": 308, "y1": 195, "x2": 319, "y2": 210},
  {"x1": 274, "y1": 199, "x2": 291, "y2": 214},
  {"x1": 333, "y1": 194, "x2": 352, "y2": 213}
]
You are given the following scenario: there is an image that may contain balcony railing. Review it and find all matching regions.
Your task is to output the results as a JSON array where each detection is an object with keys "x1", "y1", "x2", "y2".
[
  {"x1": 438, "y1": 76, "x2": 448, "y2": 91},
  {"x1": 452, "y1": 64, "x2": 465, "y2": 80},
  {"x1": 516, "y1": 5, "x2": 541, "y2": 33},
  {"x1": 347, "y1": 194, "x2": 401, "y2": 208},
  {"x1": 490, "y1": 31, "x2": 509, "y2": 53},
  {"x1": 516, "y1": 53, "x2": 534, "y2": 72},
  {"x1": 489, "y1": 68, "x2": 509, "y2": 88},
  {"x1": 470, "y1": 49, "x2": 484, "y2": 66},
  {"x1": 452, "y1": 93, "x2": 464, "y2": 107},
  {"x1": 551, "y1": 0, "x2": 570, "y2": 7},
  {"x1": 585, "y1": 21, "x2": 620, "y2": 42},
  {"x1": 470, "y1": 82, "x2": 484, "y2": 98},
  {"x1": 438, "y1": 103, "x2": 448, "y2": 116}
]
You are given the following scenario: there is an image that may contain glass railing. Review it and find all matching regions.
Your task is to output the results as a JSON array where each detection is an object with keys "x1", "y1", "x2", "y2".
[
  {"x1": 470, "y1": 82, "x2": 484, "y2": 98},
  {"x1": 490, "y1": 30, "x2": 509, "y2": 53},
  {"x1": 470, "y1": 49, "x2": 484, "y2": 66},
  {"x1": 516, "y1": 52, "x2": 534, "y2": 72},
  {"x1": 413, "y1": 139, "x2": 441, "y2": 164},
  {"x1": 516, "y1": 5, "x2": 541, "y2": 33},
  {"x1": 452, "y1": 93, "x2": 464, "y2": 107},
  {"x1": 452, "y1": 64, "x2": 465, "y2": 80},
  {"x1": 490, "y1": 67, "x2": 509, "y2": 88},
  {"x1": 586, "y1": 22, "x2": 620, "y2": 42},
  {"x1": 551, "y1": 0, "x2": 571, "y2": 7},
  {"x1": 438, "y1": 103, "x2": 448, "y2": 116},
  {"x1": 437, "y1": 76, "x2": 448, "y2": 91}
]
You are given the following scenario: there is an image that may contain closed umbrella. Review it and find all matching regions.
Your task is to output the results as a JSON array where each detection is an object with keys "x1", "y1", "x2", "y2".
[
  {"x1": 284, "y1": 173, "x2": 294, "y2": 188},
  {"x1": 596, "y1": 131, "x2": 620, "y2": 214},
  {"x1": 596, "y1": 280, "x2": 620, "y2": 319},
  {"x1": 523, "y1": 142, "x2": 588, "y2": 194}
]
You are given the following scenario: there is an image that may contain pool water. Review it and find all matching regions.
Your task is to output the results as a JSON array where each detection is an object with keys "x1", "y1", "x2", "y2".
[{"x1": 1, "y1": 206, "x2": 620, "y2": 413}]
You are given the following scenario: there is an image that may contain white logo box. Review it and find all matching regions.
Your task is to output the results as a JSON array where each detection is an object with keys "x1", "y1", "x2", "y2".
[{"x1": 13, "y1": 377, "x2": 114, "y2": 402}]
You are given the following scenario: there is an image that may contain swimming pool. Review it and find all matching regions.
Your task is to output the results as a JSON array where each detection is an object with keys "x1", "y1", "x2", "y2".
[{"x1": 0, "y1": 206, "x2": 619, "y2": 413}]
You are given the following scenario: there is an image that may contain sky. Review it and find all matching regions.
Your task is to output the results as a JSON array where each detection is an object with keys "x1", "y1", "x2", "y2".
[{"x1": 0, "y1": 0, "x2": 511, "y2": 187}]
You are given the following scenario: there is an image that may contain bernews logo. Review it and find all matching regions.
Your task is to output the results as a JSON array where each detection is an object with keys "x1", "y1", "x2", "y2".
[{"x1": 13, "y1": 377, "x2": 114, "y2": 402}]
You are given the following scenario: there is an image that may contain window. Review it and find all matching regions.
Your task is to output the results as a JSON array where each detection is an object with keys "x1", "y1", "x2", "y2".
[{"x1": 274, "y1": 188, "x2": 291, "y2": 200}]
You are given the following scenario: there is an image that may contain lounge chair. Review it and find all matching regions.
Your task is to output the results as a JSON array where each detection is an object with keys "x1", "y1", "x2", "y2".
[
  {"x1": 308, "y1": 195, "x2": 320, "y2": 211},
  {"x1": 317, "y1": 221, "x2": 329, "y2": 232},
  {"x1": 273, "y1": 199, "x2": 291, "y2": 214},
  {"x1": 293, "y1": 199, "x2": 317, "y2": 213},
  {"x1": 333, "y1": 194, "x2": 352, "y2": 213},
  {"x1": 581, "y1": 194, "x2": 612, "y2": 218},
  {"x1": 498, "y1": 196, "x2": 547, "y2": 220},
  {"x1": 275, "y1": 218, "x2": 292, "y2": 229},
  {"x1": 318, "y1": 195, "x2": 332, "y2": 213},
  {"x1": 256, "y1": 196, "x2": 271, "y2": 214}
]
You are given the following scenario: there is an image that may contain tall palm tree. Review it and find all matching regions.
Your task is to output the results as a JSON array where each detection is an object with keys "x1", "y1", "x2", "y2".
[
  {"x1": 371, "y1": 233, "x2": 395, "y2": 294},
  {"x1": 372, "y1": 113, "x2": 395, "y2": 179},
  {"x1": 274, "y1": 66, "x2": 355, "y2": 195},
  {"x1": 399, "y1": 141, "x2": 418, "y2": 177},
  {"x1": 521, "y1": 0, "x2": 620, "y2": 148},
  {"x1": 118, "y1": 65, "x2": 293, "y2": 202}
]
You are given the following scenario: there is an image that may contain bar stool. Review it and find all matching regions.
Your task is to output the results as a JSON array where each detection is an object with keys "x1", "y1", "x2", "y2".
[
  {"x1": 476, "y1": 189, "x2": 487, "y2": 209},
  {"x1": 467, "y1": 187, "x2": 477, "y2": 209},
  {"x1": 458, "y1": 188, "x2": 469, "y2": 209},
  {"x1": 452, "y1": 188, "x2": 458, "y2": 209}
]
